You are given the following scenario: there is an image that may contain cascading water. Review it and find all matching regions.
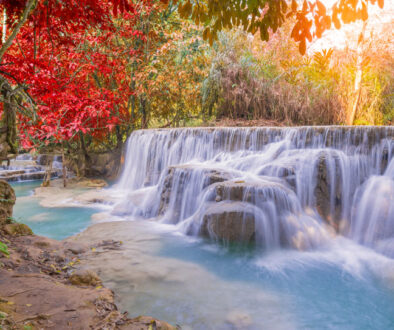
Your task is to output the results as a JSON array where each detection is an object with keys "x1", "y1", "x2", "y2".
[
  {"x1": 349, "y1": 157, "x2": 394, "y2": 256},
  {"x1": 115, "y1": 126, "x2": 394, "y2": 256},
  {"x1": 0, "y1": 154, "x2": 62, "y2": 182}
]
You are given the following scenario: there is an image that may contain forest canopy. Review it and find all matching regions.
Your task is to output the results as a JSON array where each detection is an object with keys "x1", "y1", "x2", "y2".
[{"x1": 0, "y1": 0, "x2": 392, "y2": 159}]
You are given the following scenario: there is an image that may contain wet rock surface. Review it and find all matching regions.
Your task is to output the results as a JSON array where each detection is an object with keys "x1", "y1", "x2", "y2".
[
  {"x1": 0, "y1": 227, "x2": 176, "y2": 329},
  {"x1": 157, "y1": 163, "x2": 336, "y2": 246},
  {"x1": 158, "y1": 165, "x2": 237, "y2": 216},
  {"x1": 66, "y1": 148, "x2": 123, "y2": 180},
  {"x1": 200, "y1": 202, "x2": 256, "y2": 243}
]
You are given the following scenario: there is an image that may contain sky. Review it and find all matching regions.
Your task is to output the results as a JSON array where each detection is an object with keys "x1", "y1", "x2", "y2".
[{"x1": 308, "y1": 0, "x2": 393, "y2": 53}]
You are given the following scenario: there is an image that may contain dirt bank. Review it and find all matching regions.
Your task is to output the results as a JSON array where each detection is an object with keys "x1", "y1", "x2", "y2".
[{"x1": 0, "y1": 229, "x2": 175, "y2": 329}]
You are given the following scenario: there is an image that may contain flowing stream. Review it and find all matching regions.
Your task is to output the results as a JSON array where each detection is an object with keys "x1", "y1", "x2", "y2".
[{"x1": 12, "y1": 126, "x2": 394, "y2": 329}]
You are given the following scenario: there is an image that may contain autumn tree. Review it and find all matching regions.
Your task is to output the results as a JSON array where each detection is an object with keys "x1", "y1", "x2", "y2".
[
  {"x1": 177, "y1": 0, "x2": 384, "y2": 54},
  {"x1": 134, "y1": 12, "x2": 210, "y2": 128},
  {"x1": 0, "y1": 0, "x2": 152, "y2": 158}
]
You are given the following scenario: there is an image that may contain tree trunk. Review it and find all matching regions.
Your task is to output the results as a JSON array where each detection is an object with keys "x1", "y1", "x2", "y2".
[
  {"x1": 79, "y1": 131, "x2": 90, "y2": 160},
  {"x1": 140, "y1": 96, "x2": 148, "y2": 129},
  {"x1": 347, "y1": 21, "x2": 367, "y2": 125},
  {"x1": 0, "y1": 79, "x2": 17, "y2": 159},
  {"x1": 42, "y1": 157, "x2": 53, "y2": 187},
  {"x1": 0, "y1": 0, "x2": 36, "y2": 63},
  {"x1": 62, "y1": 149, "x2": 67, "y2": 188},
  {"x1": 2, "y1": 8, "x2": 6, "y2": 44}
]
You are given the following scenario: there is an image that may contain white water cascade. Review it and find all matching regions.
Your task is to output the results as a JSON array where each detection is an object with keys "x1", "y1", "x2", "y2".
[{"x1": 114, "y1": 126, "x2": 394, "y2": 256}]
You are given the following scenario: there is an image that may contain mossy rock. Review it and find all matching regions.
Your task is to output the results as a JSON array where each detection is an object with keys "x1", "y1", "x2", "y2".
[
  {"x1": 3, "y1": 223, "x2": 33, "y2": 236},
  {"x1": 69, "y1": 269, "x2": 101, "y2": 287},
  {"x1": 0, "y1": 180, "x2": 16, "y2": 225}
]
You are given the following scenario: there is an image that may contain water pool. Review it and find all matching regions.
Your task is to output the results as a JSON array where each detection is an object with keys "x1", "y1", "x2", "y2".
[
  {"x1": 9, "y1": 181, "x2": 394, "y2": 329},
  {"x1": 75, "y1": 220, "x2": 394, "y2": 330},
  {"x1": 11, "y1": 181, "x2": 98, "y2": 240}
]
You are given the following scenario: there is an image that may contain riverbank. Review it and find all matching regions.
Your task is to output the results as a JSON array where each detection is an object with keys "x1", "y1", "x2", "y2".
[
  {"x1": 0, "y1": 226, "x2": 175, "y2": 329},
  {"x1": 0, "y1": 179, "x2": 176, "y2": 329}
]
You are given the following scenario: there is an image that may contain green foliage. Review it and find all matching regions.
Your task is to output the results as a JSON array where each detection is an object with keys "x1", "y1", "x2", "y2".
[
  {"x1": 133, "y1": 8, "x2": 211, "y2": 128},
  {"x1": 0, "y1": 241, "x2": 9, "y2": 257},
  {"x1": 202, "y1": 28, "x2": 341, "y2": 124},
  {"x1": 200, "y1": 20, "x2": 393, "y2": 126}
]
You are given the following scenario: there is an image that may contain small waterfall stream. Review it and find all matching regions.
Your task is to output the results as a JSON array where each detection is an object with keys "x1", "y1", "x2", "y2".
[
  {"x1": 115, "y1": 126, "x2": 394, "y2": 257},
  {"x1": 0, "y1": 154, "x2": 62, "y2": 182}
]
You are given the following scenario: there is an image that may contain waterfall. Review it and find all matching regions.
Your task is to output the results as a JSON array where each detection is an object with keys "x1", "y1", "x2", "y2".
[
  {"x1": 0, "y1": 154, "x2": 62, "y2": 182},
  {"x1": 115, "y1": 126, "x2": 394, "y2": 255},
  {"x1": 349, "y1": 157, "x2": 394, "y2": 257}
]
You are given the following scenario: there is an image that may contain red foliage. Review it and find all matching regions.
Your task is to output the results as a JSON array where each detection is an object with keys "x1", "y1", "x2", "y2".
[{"x1": 0, "y1": 0, "x2": 152, "y2": 149}]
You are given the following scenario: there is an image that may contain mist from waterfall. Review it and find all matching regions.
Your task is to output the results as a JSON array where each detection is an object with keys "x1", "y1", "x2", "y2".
[{"x1": 115, "y1": 126, "x2": 394, "y2": 257}]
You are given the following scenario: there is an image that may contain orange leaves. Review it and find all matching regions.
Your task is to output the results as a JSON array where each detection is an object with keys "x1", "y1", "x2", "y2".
[
  {"x1": 333, "y1": 0, "x2": 372, "y2": 26},
  {"x1": 361, "y1": 2, "x2": 368, "y2": 21},
  {"x1": 315, "y1": 0, "x2": 326, "y2": 16},
  {"x1": 291, "y1": 0, "x2": 297, "y2": 12},
  {"x1": 290, "y1": 11, "x2": 312, "y2": 54},
  {"x1": 289, "y1": 0, "x2": 379, "y2": 55},
  {"x1": 299, "y1": 39, "x2": 306, "y2": 55},
  {"x1": 176, "y1": 0, "x2": 385, "y2": 56},
  {"x1": 332, "y1": 6, "x2": 341, "y2": 29},
  {"x1": 203, "y1": 27, "x2": 212, "y2": 45}
]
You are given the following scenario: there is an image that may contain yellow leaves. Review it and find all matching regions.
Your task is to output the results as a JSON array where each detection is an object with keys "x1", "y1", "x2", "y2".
[
  {"x1": 179, "y1": 1, "x2": 193, "y2": 18},
  {"x1": 377, "y1": 0, "x2": 384, "y2": 9},
  {"x1": 50, "y1": 264, "x2": 61, "y2": 274},
  {"x1": 203, "y1": 27, "x2": 210, "y2": 41},
  {"x1": 202, "y1": 27, "x2": 216, "y2": 46}
]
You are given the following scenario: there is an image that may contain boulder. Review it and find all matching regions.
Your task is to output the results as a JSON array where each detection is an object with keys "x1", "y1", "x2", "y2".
[
  {"x1": 213, "y1": 178, "x2": 295, "y2": 207},
  {"x1": 258, "y1": 163, "x2": 296, "y2": 188},
  {"x1": 63, "y1": 241, "x2": 88, "y2": 255},
  {"x1": 158, "y1": 165, "x2": 236, "y2": 216},
  {"x1": 199, "y1": 202, "x2": 256, "y2": 243},
  {"x1": 3, "y1": 223, "x2": 33, "y2": 236},
  {"x1": 314, "y1": 152, "x2": 343, "y2": 229}
]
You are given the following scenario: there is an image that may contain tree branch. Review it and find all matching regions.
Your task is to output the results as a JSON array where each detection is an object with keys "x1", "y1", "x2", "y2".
[{"x1": 0, "y1": 0, "x2": 36, "y2": 63}]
